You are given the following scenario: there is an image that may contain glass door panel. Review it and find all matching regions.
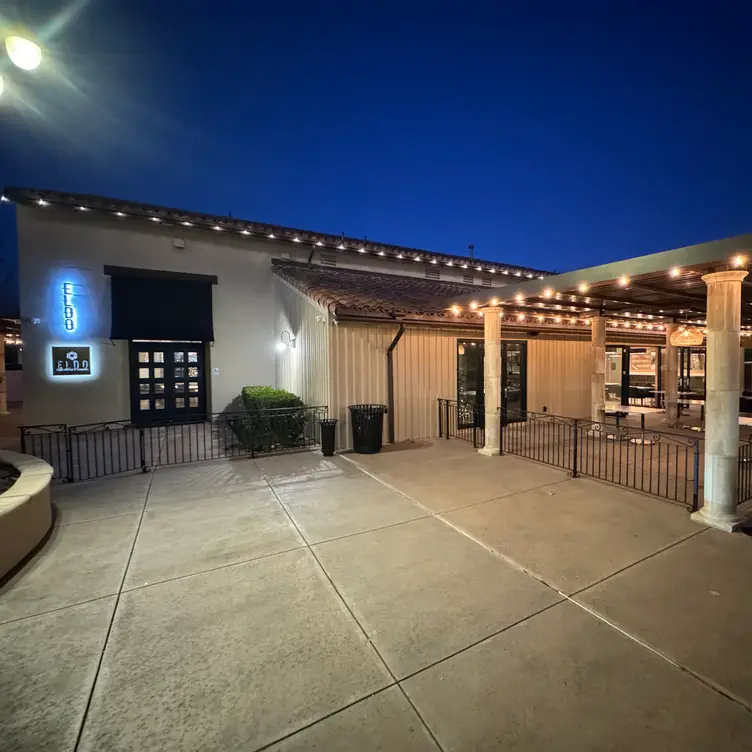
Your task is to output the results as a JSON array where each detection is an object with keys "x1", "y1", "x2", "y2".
[{"x1": 501, "y1": 341, "x2": 527, "y2": 422}]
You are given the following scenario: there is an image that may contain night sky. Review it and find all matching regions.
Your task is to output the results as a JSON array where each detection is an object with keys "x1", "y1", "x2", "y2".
[{"x1": 2, "y1": 1, "x2": 751, "y2": 316}]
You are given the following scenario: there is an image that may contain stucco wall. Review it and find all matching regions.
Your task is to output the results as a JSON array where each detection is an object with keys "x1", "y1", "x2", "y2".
[
  {"x1": 16, "y1": 206, "x2": 303, "y2": 425},
  {"x1": 273, "y1": 277, "x2": 330, "y2": 407}
]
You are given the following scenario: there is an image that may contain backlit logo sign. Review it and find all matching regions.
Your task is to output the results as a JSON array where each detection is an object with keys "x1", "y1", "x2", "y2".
[
  {"x1": 52, "y1": 346, "x2": 91, "y2": 376},
  {"x1": 62, "y1": 282, "x2": 77, "y2": 332}
]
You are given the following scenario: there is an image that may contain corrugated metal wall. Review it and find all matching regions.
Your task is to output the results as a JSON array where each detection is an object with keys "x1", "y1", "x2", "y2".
[
  {"x1": 273, "y1": 278, "x2": 330, "y2": 407},
  {"x1": 527, "y1": 338, "x2": 591, "y2": 418},
  {"x1": 330, "y1": 323, "x2": 480, "y2": 449}
]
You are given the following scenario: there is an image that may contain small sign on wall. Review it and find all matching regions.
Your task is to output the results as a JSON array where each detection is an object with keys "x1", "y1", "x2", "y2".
[{"x1": 52, "y1": 346, "x2": 92, "y2": 376}]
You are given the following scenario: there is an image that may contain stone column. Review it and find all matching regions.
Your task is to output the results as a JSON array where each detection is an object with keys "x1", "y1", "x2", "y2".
[
  {"x1": 0, "y1": 338, "x2": 7, "y2": 415},
  {"x1": 692, "y1": 270, "x2": 748, "y2": 531},
  {"x1": 663, "y1": 322, "x2": 679, "y2": 425},
  {"x1": 479, "y1": 307, "x2": 501, "y2": 456},
  {"x1": 591, "y1": 315, "x2": 606, "y2": 423}
]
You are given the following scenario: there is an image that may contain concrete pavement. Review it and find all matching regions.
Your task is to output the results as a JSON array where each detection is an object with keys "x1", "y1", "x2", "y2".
[{"x1": 2, "y1": 440, "x2": 752, "y2": 750}]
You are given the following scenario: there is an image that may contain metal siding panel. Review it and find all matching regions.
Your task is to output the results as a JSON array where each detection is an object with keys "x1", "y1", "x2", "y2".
[
  {"x1": 527, "y1": 339, "x2": 591, "y2": 418},
  {"x1": 273, "y1": 278, "x2": 330, "y2": 407}
]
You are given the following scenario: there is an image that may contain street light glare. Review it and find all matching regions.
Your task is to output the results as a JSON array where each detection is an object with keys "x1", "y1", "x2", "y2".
[{"x1": 6, "y1": 36, "x2": 43, "y2": 71}]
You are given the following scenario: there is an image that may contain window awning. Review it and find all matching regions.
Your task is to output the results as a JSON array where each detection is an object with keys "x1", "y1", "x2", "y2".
[{"x1": 105, "y1": 266, "x2": 216, "y2": 341}]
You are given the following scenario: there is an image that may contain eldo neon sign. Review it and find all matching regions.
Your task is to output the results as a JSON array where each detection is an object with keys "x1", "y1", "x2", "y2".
[{"x1": 62, "y1": 282, "x2": 76, "y2": 332}]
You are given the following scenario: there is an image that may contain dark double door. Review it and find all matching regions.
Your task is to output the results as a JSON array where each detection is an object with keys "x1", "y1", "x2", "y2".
[
  {"x1": 129, "y1": 341, "x2": 207, "y2": 424},
  {"x1": 457, "y1": 339, "x2": 527, "y2": 424}
]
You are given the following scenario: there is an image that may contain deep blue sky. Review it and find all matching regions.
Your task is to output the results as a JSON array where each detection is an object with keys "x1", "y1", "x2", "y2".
[{"x1": 2, "y1": 1, "x2": 752, "y2": 316}]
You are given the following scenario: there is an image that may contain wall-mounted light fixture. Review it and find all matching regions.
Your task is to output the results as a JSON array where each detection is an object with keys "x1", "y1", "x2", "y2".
[{"x1": 276, "y1": 330, "x2": 297, "y2": 351}]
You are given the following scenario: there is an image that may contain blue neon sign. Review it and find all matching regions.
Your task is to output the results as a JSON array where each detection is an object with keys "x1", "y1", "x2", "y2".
[{"x1": 62, "y1": 282, "x2": 77, "y2": 332}]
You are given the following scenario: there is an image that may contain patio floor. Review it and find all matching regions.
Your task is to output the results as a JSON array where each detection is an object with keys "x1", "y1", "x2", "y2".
[{"x1": 3, "y1": 440, "x2": 752, "y2": 750}]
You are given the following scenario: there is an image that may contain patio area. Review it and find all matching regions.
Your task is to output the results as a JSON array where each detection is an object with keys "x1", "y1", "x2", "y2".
[{"x1": 3, "y1": 440, "x2": 752, "y2": 750}]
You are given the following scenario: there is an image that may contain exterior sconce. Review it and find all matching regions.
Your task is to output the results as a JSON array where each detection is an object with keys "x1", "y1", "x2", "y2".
[{"x1": 277, "y1": 331, "x2": 296, "y2": 351}]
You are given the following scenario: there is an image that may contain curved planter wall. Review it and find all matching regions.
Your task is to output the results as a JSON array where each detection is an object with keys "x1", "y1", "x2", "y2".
[{"x1": 0, "y1": 451, "x2": 54, "y2": 580}]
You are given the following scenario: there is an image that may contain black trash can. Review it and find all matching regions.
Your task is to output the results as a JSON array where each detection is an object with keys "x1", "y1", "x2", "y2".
[
  {"x1": 319, "y1": 418, "x2": 338, "y2": 457},
  {"x1": 348, "y1": 404, "x2": 388, "y2": 454}
]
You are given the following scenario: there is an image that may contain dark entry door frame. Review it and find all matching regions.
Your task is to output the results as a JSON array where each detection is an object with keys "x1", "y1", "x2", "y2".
[
  {"x1": 129, "y1": 341, "x2": 208, "y2": 424},
  {"x1": 501, "y1": 340, "x2": 527, "y2": 423}
]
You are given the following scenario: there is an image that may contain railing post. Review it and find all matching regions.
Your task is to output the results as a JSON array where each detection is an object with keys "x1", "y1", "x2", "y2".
[
  {"x1": 444, "y1": 400, "x2": 450, "y2": 440},
  {"x1": 640, "y1": 413, "x2": 645, "y2": 432},
  {"x1": 438, "y1": 399, "x2": 443, "y2": 438},
  {"x1": 498, "y1": 408, "x2": 504, "y2": 456},
  {"x1": 20, "y1": 427, "x2": 26, "y2": 455},
  {"x1": 65, "y1": 426, "x2": 75, "y2": 483},
  {"x1": 692, "y1": 440, "x2": 701, "y2": 512},
  {"x1": 472, "y1": 417, "x2": 477, "y2": 448},
  {"x1": 571, "y1": 419, "x2": 579, "y2": 478},
  {"x1": 139, "y1": 427, "x2": 147, "y2": 473}
]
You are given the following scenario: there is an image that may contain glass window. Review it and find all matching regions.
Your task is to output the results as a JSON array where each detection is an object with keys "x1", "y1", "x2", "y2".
[
  {"x1": 189, "y1": 397, "x2": 199, "y2": 408},
  {"x1": 139, "y1": 384, "x2": 150, "y2": 395},
  {"x1": 154, "y1": 368, "x2": 164, "y2": 379},
  {"x1": 174, "y1": 367, "x2": 185, "y2": 378},
  {"x1": 188, "y1": 352, "x2": 198, "y2": 362},
  {"x1": 174, "y1": 381, "x2": 185, "y2": 392},
  {"x1": 188, "y1": 366, "x2": 199, "y2": 378},
  {"x1": 139, "y1": 367, "x2": 150, "y2": 379},
  {"x1": 457, "y1": 339, "x2": 484, "y2": 406},
  {"x1": 174, "y1": 351, "x2": 185, "y2": 363},
  {"x1": 153, "y1": 352, "x2": 164, "y2": 363},
  {"x1": 176, "y1": 397, "x2": 185, "y2": 408},
  {"x1": 138, "y1": 352, "x2": 149, "y2": 363},
  {"x1": 154, "y1": 383, "x2": 165, "y2": 394},
  {"x1": 188, "y1": 381, "x2": 199, "y2": 392},
  {"x1": 155, "y1": 399, "x2": 165, "y2": 410},
  {"x1": 139, "y1": 399, "x2": 150, "y2": 410}
]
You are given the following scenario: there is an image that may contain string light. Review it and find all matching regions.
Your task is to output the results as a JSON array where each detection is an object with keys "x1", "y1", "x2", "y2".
[
  {"x1": 469, "y1": 301, "x2": 478, "y2": 310},
  {"x1": 316, "y1": 241, "x2": 323, "y2": 246},
  {"x1": 115, "y1": 212, "x2": 126, "y2": 218},
  {"x1": 213, "y1": 225, "x2": 223, "y2": 231},
  {"x1": 293, "y1": 237, "x2": 301, "y2": 242},
  {"x1": 554, "y1": 315, "x2": 562, "y2": 323},
  {"x1": 670, "y1": 266, "x2": 680, "y2": 277},
  {"x1": 37, "y1": 198, "x2": 48, "y2": 206},
  {"x1": 543, "y1": 288, "x2": 553, "y2": 298},
  {"x1": 618, "y1": 275, "x2": 629, "y2": 287},
  {"x1": 515, "y1": 293, "x2": 524, "y2": 303},
  {"x1": 517, "y1": 313, "x2": 525, "y2": 321},
  {"x1": 150, "y1": 217, "x2": 160, "y2": 222},
  {"x1": 268, "y1": 233, "x2": 275, "y2": 239},
  {"x1": 241, "y1": 229, "x2": 250, "y2": 235},
  {"x1": 77, "y1": 206, "x2": 89, "y2": 212},
  {"x1": 451, "y1": 305, "x2": 460, "y2": 316},
  {"x1": 577, "y1": 282, "x2": 588, "y2": 293},
  {"x1": 733, "y1": 254, "x2": 747, "y2": 268},
  {"x1": 490, "y1": 298, "x2": 499, "y2": 306},
  {"x1": 338, "y1": 244, "x2": 345, "y2": 250},
  {"x1": 536, "y1": 314, "x2": 544, "y2": 322}
]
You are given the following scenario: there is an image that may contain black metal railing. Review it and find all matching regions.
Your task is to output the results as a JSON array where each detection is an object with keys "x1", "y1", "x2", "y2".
[
  {"x1": 437, "y1": 399, "x2": 701, "y2": 509},
  {"x1": 738, "y1": 441, "x2": 752, "y2": 505},
  {"x1": 20, "y1": 406, "x2": 328, "y2": 482},
  {"x1": 437, "y1": 399, "x2": 485, "y2": 448}
]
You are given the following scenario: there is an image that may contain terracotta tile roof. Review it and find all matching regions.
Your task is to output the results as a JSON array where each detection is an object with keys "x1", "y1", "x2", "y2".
[{"x1": 272, "y1": 259, "x2": 483, "y2": 322}]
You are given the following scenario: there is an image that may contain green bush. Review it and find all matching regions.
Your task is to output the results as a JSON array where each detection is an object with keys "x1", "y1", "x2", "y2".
[{"x1": 225, "y1": 386, "x2": 308, "y2": 453}]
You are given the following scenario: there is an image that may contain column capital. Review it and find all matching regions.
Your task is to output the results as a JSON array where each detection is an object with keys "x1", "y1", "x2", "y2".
[{"x1": 701, "y1": 270, "x2": 749, "y2": 285}]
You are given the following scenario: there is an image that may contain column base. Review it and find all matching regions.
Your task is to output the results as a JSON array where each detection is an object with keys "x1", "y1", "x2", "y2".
[
  {"x1": 478, "y1": 445, "x2": 499, "y2": 457},
  {"x1": 690, "y1": 507, "x2": 741, "y2": 533}
]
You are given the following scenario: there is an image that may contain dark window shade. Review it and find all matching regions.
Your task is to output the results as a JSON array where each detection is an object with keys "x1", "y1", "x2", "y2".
[{"x1": 110, "y1": 275, "x2": 214, "y2": 341}]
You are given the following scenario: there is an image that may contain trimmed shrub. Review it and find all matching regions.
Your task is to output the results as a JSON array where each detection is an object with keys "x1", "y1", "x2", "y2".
[{"x1": 226, "y1": 386, "x2": 307, "y2": 453}]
